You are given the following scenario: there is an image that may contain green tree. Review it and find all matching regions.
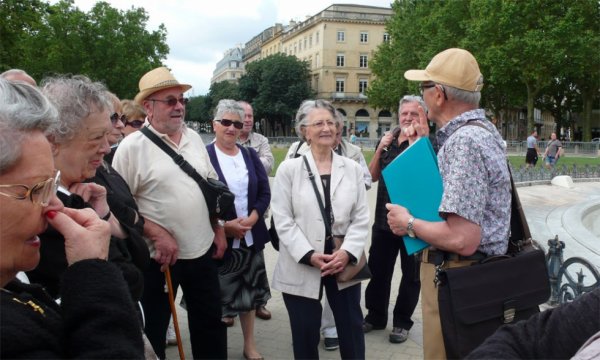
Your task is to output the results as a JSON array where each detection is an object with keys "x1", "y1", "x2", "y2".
[
  {"x1": 0, "y1": 0, "x2": 49, "y2": 71},
  {"x1": 368, "y1": 0, "x2": 470, "y2": 110},
  {"x1": 238, "y1": 53, "x2": 313, "y2": 136},
  {"x1": 1, "y1": 0, "x2": 168, "y2": 99},
  {"x1": 206, "y1": 80, "x2": 240, "y2": 115}
]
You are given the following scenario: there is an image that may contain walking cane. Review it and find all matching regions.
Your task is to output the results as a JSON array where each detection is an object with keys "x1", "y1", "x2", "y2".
[{"x1": 165, "y1": 266, "x2": 185, "y2": 360}]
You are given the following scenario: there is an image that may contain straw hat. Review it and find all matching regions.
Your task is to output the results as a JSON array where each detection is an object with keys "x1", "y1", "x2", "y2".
[
  {"x1": 404, "y1": 48, "x2": 483, "y2": 92},
  {"x1": 134, "y1": 67, "x2": 191, "y2": 104}
]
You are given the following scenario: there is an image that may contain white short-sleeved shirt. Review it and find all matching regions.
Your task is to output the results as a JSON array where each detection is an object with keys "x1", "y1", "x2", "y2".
[{"x1": 113, "y1": 125, "x2": 218, "y2": 259}]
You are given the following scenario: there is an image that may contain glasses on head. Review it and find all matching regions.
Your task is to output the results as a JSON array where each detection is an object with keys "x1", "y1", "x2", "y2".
[
  {"x1": 110, "y1": 113, "x2": 127, "y2": 124},
  {"x1": 215, "y1": 119, "x2": 244, "y2": 129},
  {"x1": 148, "y1": 97, "x2": 189, "y2": 107},
  {"x1": 304, "y1": 120, "x2": 337, "y2": 129},
  {"x1": 125, "y1": 119, "x2": 144, "y2": 128},
  {"x1": 0, "y1": 170, "x2": 61, "y2": 207}
]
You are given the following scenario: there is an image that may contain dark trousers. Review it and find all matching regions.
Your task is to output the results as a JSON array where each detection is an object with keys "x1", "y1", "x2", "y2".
[
  {"x1": 142, "y1": 253, "x2": 227, "y2": 359},
  {"x1": 364, "y1": 228, "x2": 421, "y2": 330},
  {"x1": 283, "y1": 276, "x2": 364, "y2": 360}
]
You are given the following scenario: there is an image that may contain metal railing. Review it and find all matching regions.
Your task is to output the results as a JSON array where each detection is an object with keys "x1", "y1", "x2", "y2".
[
  {"x1": 507, "y1": 141, "x2": 600, "y2": 157},
  {"x1": 545, "y1": 236, "x2": 600, "y2": 305}
]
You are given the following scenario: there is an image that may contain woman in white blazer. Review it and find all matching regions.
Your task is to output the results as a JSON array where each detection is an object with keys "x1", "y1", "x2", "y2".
[{"x1": 271, "y1": 99, "x2": 370, "y2": 359}]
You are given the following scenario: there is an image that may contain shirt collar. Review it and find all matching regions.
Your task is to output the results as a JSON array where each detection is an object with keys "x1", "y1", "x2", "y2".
[{"x1": 436, "y1": 109, "x2": 486, "y2": 147}]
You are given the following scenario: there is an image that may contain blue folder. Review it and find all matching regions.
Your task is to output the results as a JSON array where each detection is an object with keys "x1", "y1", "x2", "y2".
[{"x1": 381, "y1": 137, "x2": 443, "y2": 255}]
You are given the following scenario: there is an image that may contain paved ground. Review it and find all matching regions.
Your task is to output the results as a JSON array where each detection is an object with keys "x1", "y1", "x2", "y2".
[{"x1": 166, "y1": 180, "x2": 600, "y2": 360}]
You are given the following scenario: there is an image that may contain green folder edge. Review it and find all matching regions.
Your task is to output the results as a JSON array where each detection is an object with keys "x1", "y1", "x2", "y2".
[{"x1": 381, "y1": 137, "x2": 443, "y2": 255}]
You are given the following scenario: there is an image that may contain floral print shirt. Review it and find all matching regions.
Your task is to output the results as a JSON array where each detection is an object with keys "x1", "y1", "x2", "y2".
[{"x1": 436, "y1": 109, "x2": 511, "y2": 255}]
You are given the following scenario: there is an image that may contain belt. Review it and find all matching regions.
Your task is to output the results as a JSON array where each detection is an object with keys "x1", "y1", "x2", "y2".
[{"x1": 421, "y1": 248, "x2": 487, "y2": 265}]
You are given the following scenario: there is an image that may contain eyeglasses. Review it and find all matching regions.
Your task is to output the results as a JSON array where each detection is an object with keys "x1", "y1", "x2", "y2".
[
  {"x1": 148, "y1": 97, "x2": 189, "y2": 107},
  {"x1": 303, "y1": 120, "x2": 337, "y2": 129},
  {"x1": 419, "y1": 83, "x2": 437, "y2": 96},
  {"x1": 125, "y1": 119, "x2": 144, "y2": 128},
  {"x1": 215, "y1": 119, "x2": 244, "y2": 129},
  {"x1": 110, "y1": 113, "x2": 127, "y2": 124},
  {"x1": 0, "y1": 170, "x2": 61, "y2": 207},
  {"x1": 420, "y1": 83, "x2": 448, "y2": 100}
]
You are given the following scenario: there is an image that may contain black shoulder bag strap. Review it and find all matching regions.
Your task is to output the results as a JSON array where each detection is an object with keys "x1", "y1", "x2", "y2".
[
  {"x1": 293, "y1": 140, "x2": 305, "y2": 158},
  {"x1": 140, "y1": 126, "x2": 209, "y2": 190},
  {"x1": 456, "y1": 121, "x2": 532, "y2": 252},
  {"x1": 302, "y1": 155, "x2": 332, "y2": 240}
]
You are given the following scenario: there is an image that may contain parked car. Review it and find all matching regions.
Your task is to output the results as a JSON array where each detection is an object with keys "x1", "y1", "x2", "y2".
[{"x1": 592, "y1": 138, "x2": 599, "y2": 142}]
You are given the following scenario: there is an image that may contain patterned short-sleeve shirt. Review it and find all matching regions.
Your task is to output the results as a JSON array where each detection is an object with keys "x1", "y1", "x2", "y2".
[{"x1": 436, "y1": 109, "x2": 511, "y2": 255}]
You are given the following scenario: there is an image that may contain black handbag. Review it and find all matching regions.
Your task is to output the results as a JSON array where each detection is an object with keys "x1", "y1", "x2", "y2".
[
  {"x1": 437, "y1": 165, "x2": 551, "y2": 359},
  {"x1": 303, "y1": 155, "x2": 371, "y2": 282},
  {"x1": 268, "y1": 216, "x2": 280, "y2": 251},
  {"x1": 140, "y1": 127, "x2": 234, "y2": 217}
]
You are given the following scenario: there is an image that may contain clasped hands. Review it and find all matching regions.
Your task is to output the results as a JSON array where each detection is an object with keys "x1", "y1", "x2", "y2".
[{"x1": 310, "y1": 249, "x2": 350, "y2": 277}]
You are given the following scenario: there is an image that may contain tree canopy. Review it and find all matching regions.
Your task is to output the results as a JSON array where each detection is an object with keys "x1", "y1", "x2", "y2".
[
  {"x1": 238, "y1": 53, "x2": 314, "y2": 136},
  {"x1": 0, "y1": 0, "x2": 168, "y2": 99},
  {"x1": 368, "y1": 0, "x2": 599, "y2": 140}
]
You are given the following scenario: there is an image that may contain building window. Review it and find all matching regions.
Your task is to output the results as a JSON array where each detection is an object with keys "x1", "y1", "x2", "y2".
[
  {"x1": 336, "y1": 54, "x2": 345, "y2": 67},
  {"x1": 304, "y1": 38, "x2": 307, "y2": 49},
  {"x1": 359, "y1": 79, "x2": 368, "y2": 93},
  {"x1": 359, "y1": 54, "x2": 368, "y2": 68},
  {"x1": 383, "y1": 32, "x2": 390, "y2": 42},
  {"x1": 336, "y1": 78, "x2": 345, "y2": 93},
  {"x1": 360, "y1": 31, "x2": 368, "y2": 43},
  {"x1": 316, "y1": 53, "x2": 320, "y2": 67},
  {"x1": 309, "y1": 35, "x2": 313, "y2": 48},
  {"x1": 316, "y1": 31, "x2": 320, "y2": 44},
  {"x1": 337, "y1": 31, "x2": 345, "y2": 42},
  {"x1": 299, "y1": 40, "x2": 302, "y2": 51}
]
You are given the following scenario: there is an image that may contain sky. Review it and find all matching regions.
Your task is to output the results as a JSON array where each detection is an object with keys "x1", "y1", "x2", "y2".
[{"x1": 67, "y1": 0, "x2": 394, "y2": 96}]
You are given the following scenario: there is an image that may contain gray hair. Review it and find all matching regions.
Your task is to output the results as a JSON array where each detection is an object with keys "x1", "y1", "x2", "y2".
[
  {"x1": 294, "y1": 99, "x2": 337, "y2": 140},
  {"x1": 213, "y1": 99, "x2": 244, "y2": 121},
  {"x1": 399, "y1": 95, "x2": 427, "y2": 113},
  {"x1": 334, "y1": 110, "x2": 345, "y2": 128},
  {"x1": 443, "y1": 75, "x2": 483, "y2": 106},
  {"x1": 41, "y1": 75, "x2": 112, "y2": 144},
  {"x1": 0, "y1": 78, "x2": 58, "y2": 172}
]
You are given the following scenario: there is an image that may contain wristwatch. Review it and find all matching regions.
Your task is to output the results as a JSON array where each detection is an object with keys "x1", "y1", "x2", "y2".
[
  {"x1": 216, "y1": 219, "x2": 226, "y2": 227},
  {"x1": 407, "y1": 217, "x2": 416, "y2": 238}
]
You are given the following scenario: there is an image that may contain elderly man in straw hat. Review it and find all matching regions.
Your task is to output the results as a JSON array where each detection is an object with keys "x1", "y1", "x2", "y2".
[
  {"x1": 113, "y1": 67, "x2": 227, "y2": 359},
  {"x1": 385, "y1": 48, "x2": 511, "y2": 359}
]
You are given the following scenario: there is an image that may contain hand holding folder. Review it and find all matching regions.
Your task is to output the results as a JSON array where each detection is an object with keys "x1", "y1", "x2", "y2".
[{"x1": 381, "y1": 137, "x2": 443, "y2": 255}]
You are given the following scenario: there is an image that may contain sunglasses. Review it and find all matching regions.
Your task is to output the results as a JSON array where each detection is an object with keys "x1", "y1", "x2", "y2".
[
  {"x1": 148, "y1": 97, "x2": 189, "y2": 107},
  {"x1": 0, "y1": 170, "x2": 61, "y2": 207},
  {"x1": 110, "y1": 113, "x2": 127, "y2": 124},
  {"x1": 215, "y1": 119, "x2": 243, "y2": 129},
  {"x1": 125, "y1": 119, "x2": 144, "y2": 128}
]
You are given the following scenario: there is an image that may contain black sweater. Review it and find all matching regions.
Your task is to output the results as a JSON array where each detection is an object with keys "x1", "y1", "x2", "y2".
[
  {"x1": 466, "y1": 288, "x2": 600, "y2": 359},
  {"x1": 1, "y1": 259, "x2": 144, "y2": 359}
]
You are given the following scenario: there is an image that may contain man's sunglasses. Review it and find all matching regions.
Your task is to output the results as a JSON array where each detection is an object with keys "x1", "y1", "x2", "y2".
[
  {"x1": 215, "y1": 119, "x2": 243, "y2": 129},
  {"x1": 125, "y1": 119, "x2": 144, "y2": 128},
  {"x1": 110, "y1": 113, "x2": 127, "y2": 124},
  {"x1": 148, "y1": 97, "x2": 189, "y2": 107}
]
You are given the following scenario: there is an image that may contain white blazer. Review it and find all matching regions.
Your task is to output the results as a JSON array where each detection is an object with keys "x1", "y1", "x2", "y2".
[{"x1": 271, "y1": 150, "x2": 370, "y2": 299}]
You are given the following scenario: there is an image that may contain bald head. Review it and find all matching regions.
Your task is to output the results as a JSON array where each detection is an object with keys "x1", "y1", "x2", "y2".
[{"x1": 0, "y1": 69, "x2": 37, "y2": 86}]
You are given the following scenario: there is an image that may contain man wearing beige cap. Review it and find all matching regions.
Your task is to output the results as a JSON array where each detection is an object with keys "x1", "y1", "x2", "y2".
[
  {"x1": 386, "y1": 48, "x2": 511, "y2": 358},
  {"x1": 113, "y1": 67, "x2": 227, "y2": 359}
]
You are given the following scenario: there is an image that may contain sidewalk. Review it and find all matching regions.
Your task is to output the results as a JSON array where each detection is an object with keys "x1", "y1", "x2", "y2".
[{"x1": 166, "y1": 180, "x2": 600, "y2": 360}]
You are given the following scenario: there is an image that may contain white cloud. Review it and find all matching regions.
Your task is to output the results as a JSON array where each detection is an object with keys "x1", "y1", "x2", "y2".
[{"x1": 62, "y1": 0, "x2": 393, "y2": 96}]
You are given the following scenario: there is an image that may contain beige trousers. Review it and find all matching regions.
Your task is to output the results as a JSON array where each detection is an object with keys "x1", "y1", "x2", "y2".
[{"x1": 421, "y1": 251, "x2": 475, "y2": 360}]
